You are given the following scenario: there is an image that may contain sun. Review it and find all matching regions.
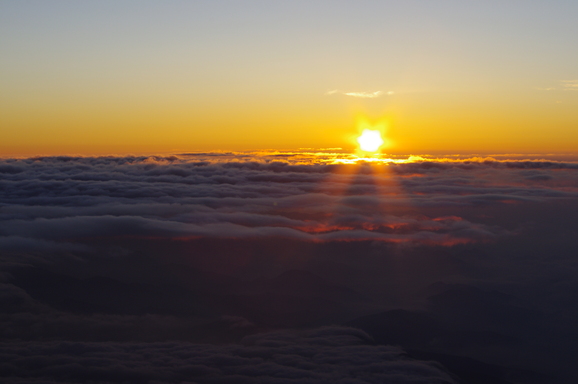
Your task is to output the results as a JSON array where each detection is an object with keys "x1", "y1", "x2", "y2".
[{"x1": 357, "y1": 129, "x2": 384, "y2": 152}]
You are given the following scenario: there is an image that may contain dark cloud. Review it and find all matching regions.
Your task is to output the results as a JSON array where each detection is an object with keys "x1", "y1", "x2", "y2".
[
  {"x1": 0, "y1": 327, "x2": 457, "y2": 384},
  {"x1": 2, "y1": 154, "x2": 578, "y2": 383}
]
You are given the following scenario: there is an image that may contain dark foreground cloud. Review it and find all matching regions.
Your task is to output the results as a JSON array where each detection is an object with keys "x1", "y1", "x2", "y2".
[
  {"x1": 2, "y1": 153, "x2": 578, "y2": 383},
  {"x1": 0, "y1": 327, "x2": 456, "y2": 384}
]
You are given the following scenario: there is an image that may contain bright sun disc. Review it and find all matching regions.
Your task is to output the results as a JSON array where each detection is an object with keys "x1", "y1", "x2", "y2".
[{"x1": 357, "y1": 129, "x2": 384, "y2": 152}]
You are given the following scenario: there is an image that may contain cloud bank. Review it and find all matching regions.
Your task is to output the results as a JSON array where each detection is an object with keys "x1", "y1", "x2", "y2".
[
  {"x1": 2, "y1": 154, "x2": 578, "y2": 252},
  {"x1": 0, "y1": 327, "x2": 457, "y2": 384},
  {"x1": 5, "y1": 154, "x2": 576, "y2": 248},
  {"x1": 2, "y1": 153, "x2": 578, "y2": 383}
]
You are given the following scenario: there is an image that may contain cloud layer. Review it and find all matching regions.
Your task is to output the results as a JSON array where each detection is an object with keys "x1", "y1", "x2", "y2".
[
  {"x1": 2, "y1": 153, "x2": 578, "y2": 383},
  {"x1": 2, "y1": 154, "x2": 576, "y2": 250},
  {"x1": 0, "y1": 327, "x2": 457, "y2": 384}
]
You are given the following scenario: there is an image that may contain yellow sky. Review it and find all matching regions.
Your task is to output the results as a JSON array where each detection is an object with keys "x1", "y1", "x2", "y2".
[{"x1": 1, "y1": 1, "x2": 578, "y2": 156}]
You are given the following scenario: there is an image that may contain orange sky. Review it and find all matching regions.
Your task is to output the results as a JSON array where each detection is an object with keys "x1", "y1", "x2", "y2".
[{"x1": 1, "y1": 1, "x2": 578, "y2": 156}]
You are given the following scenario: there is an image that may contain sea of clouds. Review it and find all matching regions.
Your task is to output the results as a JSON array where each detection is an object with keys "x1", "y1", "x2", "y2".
[
  {"x1": 1, "y1": 153, "x2": 578, "y2": 383},
  {"x1": 2, "y1": 154, "x2": 576, "y2": 249}
]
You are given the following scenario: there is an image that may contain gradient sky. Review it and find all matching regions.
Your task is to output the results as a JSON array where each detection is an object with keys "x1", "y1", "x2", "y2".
[{"x1": 2, "y1": 1, "x2": 578, "y2": 155}]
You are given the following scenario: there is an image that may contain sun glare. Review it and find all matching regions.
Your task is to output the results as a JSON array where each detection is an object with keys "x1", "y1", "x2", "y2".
[{"x1": 357, "y1": 129, "x2": 384, "y2": 152}]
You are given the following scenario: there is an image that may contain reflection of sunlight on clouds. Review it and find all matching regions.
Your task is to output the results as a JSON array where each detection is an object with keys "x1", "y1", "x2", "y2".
[
  {"x1": 308, "y1": 149, "x2": 416, "y2": 244},
  {"x1": 167, "y1": 149, "x2": 578, "y2": 165}
]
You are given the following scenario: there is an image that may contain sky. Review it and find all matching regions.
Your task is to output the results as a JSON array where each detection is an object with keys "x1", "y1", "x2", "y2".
[{"x1": 2, "y1": 0, "x2": 578, "y2": 155}]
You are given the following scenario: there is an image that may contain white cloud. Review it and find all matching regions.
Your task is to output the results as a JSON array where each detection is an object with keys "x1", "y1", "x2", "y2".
[
  {"x1": 325, "y1": 90, "x2": 392, "y2": 98},
  {"x1": 344, "y1": 90, "x2": 383, "y2": 98}
]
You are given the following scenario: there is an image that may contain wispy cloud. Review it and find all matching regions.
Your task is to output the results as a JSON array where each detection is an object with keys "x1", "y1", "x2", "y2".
[
  {"x1": 562, "y1": 80, "x2": 578, "y2": 90},
  {"x1": 343, "y1": 91, "x2": 383, "y2": 98},
  {"x1": 536, "y1": 80, "x2": 578, "y2": 91},
  {"x1": 325, "y1": 90, "x2": 393, "y2": 98}
]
